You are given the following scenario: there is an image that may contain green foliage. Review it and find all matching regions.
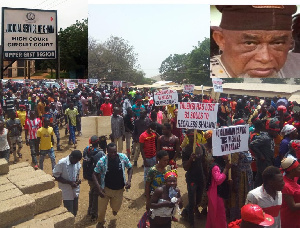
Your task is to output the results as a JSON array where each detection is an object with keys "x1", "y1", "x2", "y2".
[
  {"x1": 294, "y1": 79, "x2": 300, "y2": 84},
  {"x1": 58, "y1": 19, "x2": 88, "y2": 77},
  {"x1": 159, "y1": 38, "x2": 210, "y2": 86},
  {"x1": 88, "y1": 36, "x2": 150, "y2": 84},
  {"x1": 222, "y1": 78, "x2": 244, "y2": 83}
]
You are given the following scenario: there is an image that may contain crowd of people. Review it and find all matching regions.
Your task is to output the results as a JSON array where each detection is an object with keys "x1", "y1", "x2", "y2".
[{"x1": 0, "y1": 79, "x2": 300, "y2": 228}]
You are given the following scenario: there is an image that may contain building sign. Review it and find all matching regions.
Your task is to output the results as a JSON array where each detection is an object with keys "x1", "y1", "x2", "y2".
[
  {"x1": 183, "y1": 84, "x2": 195, "y2": 93},
  {"x1": 2, "y1": 7, "x2": 57, "y2": 59},
  {"x1": 177, "y1": 102, "x2": 218, "y2": 130}
]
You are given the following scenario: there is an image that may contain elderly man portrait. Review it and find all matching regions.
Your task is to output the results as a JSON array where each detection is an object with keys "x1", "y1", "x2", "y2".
[{"x1": 210, "y1": 5, "x2": 300, "y2": 78}]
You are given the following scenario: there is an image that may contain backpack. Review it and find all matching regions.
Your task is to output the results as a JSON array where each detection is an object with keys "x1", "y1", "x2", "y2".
[{"x1": 83, "y1": 146, "x2": 105, "y2": 181}]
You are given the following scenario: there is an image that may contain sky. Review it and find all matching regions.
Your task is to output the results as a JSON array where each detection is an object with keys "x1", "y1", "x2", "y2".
[
  {"x1": 88, "y1": 4, "x2": 210, "y2": 78},
  {"x1": 0, "y1": 0, "x2": 88, "y2": 34}
]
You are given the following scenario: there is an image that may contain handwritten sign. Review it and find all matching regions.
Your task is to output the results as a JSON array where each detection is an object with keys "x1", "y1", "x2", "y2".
[
  {"x1": 89, "y1": 79, "x2": 98, "y2": 84},
  {"x1": 177, "y1": 102, "x2": 218, "y2": 130},
  {"x1": 183, "y1": 84, "x2": 195, "y2": 93},
  {"x1": 212, "y1": 78, "x2": 223, "y2": 93},
  {"x1": 154, "y1": 89, "x2": 178, "y2": 106},
  {"x1": 212, "y1": 125, "x2": 249, "y2": 156},
  {"x1": 67, "y1": 82, "x2": 76, "y2": 90},
  {"x1": 78, "y1": 79, "x2": 87, "y2": 84},
  {"x1": 113, "y1": 81, "x2": 122, "y2": 87}
]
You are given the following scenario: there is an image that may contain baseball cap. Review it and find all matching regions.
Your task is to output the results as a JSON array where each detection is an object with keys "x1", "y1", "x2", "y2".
[{"x1": 241, "y1": 204, "x2": 274, "y2": 226}]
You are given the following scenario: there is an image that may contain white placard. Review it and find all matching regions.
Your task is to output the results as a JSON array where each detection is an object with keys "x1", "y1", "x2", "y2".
[
  {"x1": 154, "y1": 89, "x2": 178, "y2": 106},
  {"x1": 89, "y1": 79, "x2": 98, "y2": 84},
  {"x1": 113, "y1": 81, "x2": 122, "y2": 87},
  {"x1": 183, "y1": 84, "x2": 195, "y2": 93},
  {"x1": 212, "y1": 78, "x2": 223, "y2": 93},
  {"x1": 177, "y1": 102, "x2": 218, "y2": 130},
  {"x1": 3, "y1": 8, "x2": 57, "y2": 59},
  {"x1": 212, "y1": 125, "x2": 249, "y2": 156},
  {"x1": 78, "y1": 79, "x2": 87, "y2": 84},
  {"x1": 67, "y1": 82, "x2": 76, "y2": 90}
]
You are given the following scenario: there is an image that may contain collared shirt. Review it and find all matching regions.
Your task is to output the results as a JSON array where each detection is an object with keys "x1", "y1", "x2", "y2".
[
  {"x1": 122, "y1": 99, "x2": 132, "y2": 115},
  {"x1": 53, "y1": 155, "x2": 81, "y2": 200},
  {"x1": 111, "y1": 115, "x2": 125, "y2": 139},
  {"x1": 49, "y1": 109, "x2": 60, "y2": 126},
  {"x1": 94, "y1": 153, "x2": 132, "y2": 189},
  {"x1": 246, "y1": 185, "x2": 282, "y2": 228}
]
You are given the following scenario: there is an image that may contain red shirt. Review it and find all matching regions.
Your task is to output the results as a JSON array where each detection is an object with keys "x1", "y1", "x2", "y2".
[
  {"x1": 24, "y1": 118, "x2": 42, "y2": 139},
  {"x1": 100, "y1": 103, "x2": 113, "y2": 116},
  {"x1": 281, "y1": 175, "x2": 300, "y2": 228},
  {"x1": 139, "y1": 131, "x2": 156, "y2": 158}
]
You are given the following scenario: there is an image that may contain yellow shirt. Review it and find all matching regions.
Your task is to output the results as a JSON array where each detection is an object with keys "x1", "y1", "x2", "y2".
[
  {"x1": 16, "y1": 110, "x2": 26, "y2": 127},
  {"x1": 167, "y1": 105, "x2": 176, "y2": 118},
  {"x1": 37, "y1": 127, "x2": 54, "y2": 150},
  {"x1": 65, "y1": 108, "x2": 79, "y2": 126},
  {"x1": 181, "y1": 132, "x2": 207, "y2": 148}
]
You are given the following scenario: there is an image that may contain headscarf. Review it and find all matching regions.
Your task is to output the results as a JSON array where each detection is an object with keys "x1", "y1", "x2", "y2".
[
  {"x1": 164, "y1": 170, "x2": 178, "y2": 180},
  {"x1": 281, "y1": 124, "x2": 296, "y2": 136}
]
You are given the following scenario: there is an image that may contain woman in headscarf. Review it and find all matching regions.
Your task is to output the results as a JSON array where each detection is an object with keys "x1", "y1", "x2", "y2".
[
  {"x1": 279, "y1": 124, "x2": 298, "y2": 164},
  {"x1": 149, "y1": 171, "x2": 183, "y2": 228},
  {"x1": 206, "y1": 155, "x2": 232, "y2": 228},
  {"x1": 280, "y1": 157, "x2": 300, "y2": 228}
]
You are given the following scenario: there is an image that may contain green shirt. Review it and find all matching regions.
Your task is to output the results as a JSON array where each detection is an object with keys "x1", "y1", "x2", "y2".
[{"x1": 65, "y1": 108, "x2": 78, "y2": 126}]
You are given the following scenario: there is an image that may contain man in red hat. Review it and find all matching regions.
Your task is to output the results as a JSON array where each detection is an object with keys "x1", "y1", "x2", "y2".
[{"x1": 228, "y1": 204, "x2": 274, "y2": 228}]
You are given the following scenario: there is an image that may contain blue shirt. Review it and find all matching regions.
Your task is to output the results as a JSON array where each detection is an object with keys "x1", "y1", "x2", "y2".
[
  {"x1": 132, "y1": 104, "x2": 145, "y2": 117},
  {"x1": 94, "y1": 153, "x2": 132, "y2": 189}
]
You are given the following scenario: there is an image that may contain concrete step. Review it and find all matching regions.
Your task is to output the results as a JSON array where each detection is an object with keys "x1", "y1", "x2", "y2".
[
  {"x1": 13, "y1": 174, "x2": 55, "y2": 194},
  {"x1": 0, "y1": 158, "x2": 9, "y2": 175},
  {"x1": 0, "y1": 182, "x2": 17, "y2": 193},
  {"x1": 9, "y1": 162, "x2": 32, "y2": 170},
  {"x1": 0, "y1": 194, "x2": 35, "y2": 228},
  {"x1": 8, "y1": 170, "x2": 46, "y2": 183},
  {"x1": 0, "y1": 176, "x2": 10, "y2": 186},
  {"x1": 0, "y1": 186, "x2": 23, "y2": 201},
  {"x1": 7, "y1": 166, "x2": 35, "y2": 177},
  {"x1": 12, "y1": 218, "x2": 55, "y2": 228},
  {"x1": 30, "y1": 187, "x2": 62, "y2": 215},
  {"x1": 35, "y1": 207, "x2": 75, "y2": 228}
]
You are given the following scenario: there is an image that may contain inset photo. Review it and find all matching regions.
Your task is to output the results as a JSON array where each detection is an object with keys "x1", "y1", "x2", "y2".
[{"x1": 210, "y1": 5, "x2": 300, "y2": 78}]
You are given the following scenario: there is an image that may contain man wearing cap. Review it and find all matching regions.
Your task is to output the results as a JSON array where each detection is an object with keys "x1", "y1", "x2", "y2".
[
  {"x1": 245, "y1": 166, "x2": 284, "y2": 228},
  {"x1": 279, "y1": 124, "x2": 298, "y2": 162},
  {"x1": 211, "y1": 5, "x2": 298, "y2": 78},
  {"x1": 280, "y1": 157, "x2": 300, "y2": 228},
  {"x1": 228, "y1": 204, "x2": 274, "y2": 228},
  {"x1": 53, "y1": 150, "x2": 82, "y2": 216},
  {"x1": 249, "y1": 119, "x2": 281, "y2": 187}
]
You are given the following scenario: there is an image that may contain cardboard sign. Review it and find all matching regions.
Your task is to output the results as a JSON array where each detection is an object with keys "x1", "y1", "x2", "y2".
[
  {"x1": 67, "y1": 82, "x2": 76, "y2": 90},
  {"x1": 154, "y1": 89, "x2": 178, "y2": 106},
  {"x1": 78, "y1": 79, "x2": 87, "y2": 84},
  {"x1": 113, "y1": 81, "x2": 122, "y2": 87},
  {"x1": 212, "y1": 125, "x2": 249, "y2": 156},
  {"x1": 89, "y1": 79, "x2": 98, "y2": 84},
  {"x1": 177, "y1": 102, "x2": 218, "y2": 130},
  {"x1": 183, "y1": 84, "x2": 195, "y2": 93},
  {"x1": 212, "y1": 78, "x2": 223, "y2": 93}
]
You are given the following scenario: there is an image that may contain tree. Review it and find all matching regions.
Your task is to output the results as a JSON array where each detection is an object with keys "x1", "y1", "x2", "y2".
[
  {"x1": 59, "y1": 19, "x2": 88, "y2": 78},
  {"x1": 159, "y1": 38, "x2": 210, "y2": 86},
  {"x1": 88, "y1": 36, "x2": 140, "y2": 81},
  {"x1": 260, "y1": 78, "x2": 287, "y2": 84}
]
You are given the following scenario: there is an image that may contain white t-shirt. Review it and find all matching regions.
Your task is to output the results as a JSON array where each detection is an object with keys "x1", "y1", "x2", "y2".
[{"x1": 0, "y1": 128, "x2": 10, "y2": 151}]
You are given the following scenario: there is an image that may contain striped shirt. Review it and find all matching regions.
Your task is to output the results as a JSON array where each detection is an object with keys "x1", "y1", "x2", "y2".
[
  {"x1": 24, "y1": 118, "x2": 42, "y2": 139},
  {"x1": 139, "y1": 131, "x2": 157, "y2": 158}
]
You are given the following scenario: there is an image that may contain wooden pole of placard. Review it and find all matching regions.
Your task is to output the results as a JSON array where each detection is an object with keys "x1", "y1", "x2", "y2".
[
  {"x1": 192, "y1": 129, "x2": 197, "y2": 160},
  {"x1": 228, "y1": 154, "x2": 232, "y2": 180}
]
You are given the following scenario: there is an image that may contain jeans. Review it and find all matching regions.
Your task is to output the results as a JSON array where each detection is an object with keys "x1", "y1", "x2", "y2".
[
  {"x1": 39, "y1": 147, "x2": 56, "y2": 170},
  {"x1": 53, "y1": 125, "x2": 60, "y2": 148},
  {"x1": 144, "y1": 156, "x2": 156, "y2": 184},
  {"x1": 63, "y1": 197, "x2": 79, "y2": 216},
  {"x1": 69, "y1": 125, "x2": 76, "y2": 144},
  {"x1": 0, "y1": 149, "x2": 10, "y2": 162},
  {"x1": 29, "y1": 139, "x2": 38, "y2": 165},
  {"x1": 88, "y1": 180, "x2": 98, "y2": 216}
]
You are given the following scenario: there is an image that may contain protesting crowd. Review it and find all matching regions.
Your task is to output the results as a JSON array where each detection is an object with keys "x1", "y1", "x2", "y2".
[{"x1": 0, "y1": 79, "x2": 300, "y2": 228}]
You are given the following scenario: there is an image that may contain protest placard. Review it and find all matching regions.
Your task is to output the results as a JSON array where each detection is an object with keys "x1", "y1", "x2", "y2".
[
  {"x1": 212, "y1": 78, "x2": 223, "y2": 93},
  {"x1": 89, "y1": 79, "x2": 98, "y2": 84},
  {"x1": 177, "y1": 102, "x2": 218, "y2": 130},
  {"x1": 212, "y1": 125, "x2": 249, "y2": 156},
  {"x1": 113, "y1": 81, "x2": 122, "y2": 87},
  {"x1": 183, "y1": 84, "x2": 195, "y2": 93},
  {"x1": 67, "y1": 82, "x2": 76, "y2": 90},
  {"x1": 78, "y1": 79, "x2": 87, "y2": 84},
  {"x1": 154, "y1": 89, "x2": 178, "y2": 106}
]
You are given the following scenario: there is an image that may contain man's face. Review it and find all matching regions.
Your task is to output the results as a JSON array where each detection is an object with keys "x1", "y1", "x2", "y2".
[
  {"x1": 215, "y1": 29, "x2": 292, "y2": 77},
  {"x1": 269, "y1": 173, "x2": 285, "y2": 191},
  {"x1": 107, "y1": 146, "x2": 117, "y2": 160}
]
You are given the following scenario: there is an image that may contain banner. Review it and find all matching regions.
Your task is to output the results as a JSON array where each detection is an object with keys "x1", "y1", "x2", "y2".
[
  {"x1": 212, "y1": 78, "x2": 223, "y2": 93},
  {"x1": 177, "y1": 102, "x2": 218, "y2": 130},
  {"x1": 67, "y1": 82, "x2": 76, "y2": 90},
  {"x1": 78, "y1": 79, "x2": 87, "y2": 84},
  {"x1": 183, "y1": 84, "x2": 195, "y2": 93},
  {"x1": 154, "y1": 89, "x2": 178, "y2": 106},
  {"x1": 3, "y1": 8, "x2": 57, "y2": 59},
  {"x1": 212, "y1": 125, "x2": 249, "y2": 156},
  {"x1": 113, "y1": 81, "x2": 122, "y2": 87}
]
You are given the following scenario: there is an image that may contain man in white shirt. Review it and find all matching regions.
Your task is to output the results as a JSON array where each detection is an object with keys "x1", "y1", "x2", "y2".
[
  {"x1": 245, "y1": 166, "x2": 284, "y2": 228},
  {"x1": 53, "y1": 150, "x2": 82, "y2": 216}
]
